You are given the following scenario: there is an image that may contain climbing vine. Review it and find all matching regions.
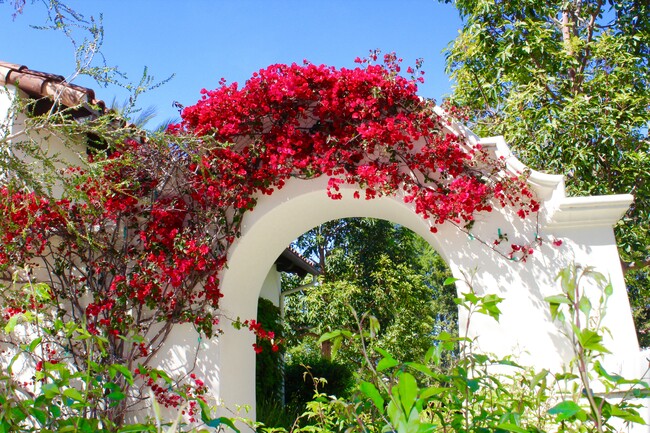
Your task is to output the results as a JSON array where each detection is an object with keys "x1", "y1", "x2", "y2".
[{"x1": 0, "y1": 54, "x2": 540, "y2": 427}]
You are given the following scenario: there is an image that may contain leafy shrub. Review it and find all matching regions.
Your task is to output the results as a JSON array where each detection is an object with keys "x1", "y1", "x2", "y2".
[
  {"x1": 258, "y1": 266, "x2": 649, "y2": 433},
  {"x1": 255, "y1": 297, "x2": 286, "y2": 430},
  {"x1": 284, "y1": 355, "x2": 354, "y2": 409}
]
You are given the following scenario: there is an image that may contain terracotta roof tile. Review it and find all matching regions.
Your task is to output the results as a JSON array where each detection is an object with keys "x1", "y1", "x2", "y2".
[
  {"x1": 0, "y1": 61, "x2": 105, "y2": 114},
  {"x1": 276, "y1": 247, "x2": 320, "y2": 277}
]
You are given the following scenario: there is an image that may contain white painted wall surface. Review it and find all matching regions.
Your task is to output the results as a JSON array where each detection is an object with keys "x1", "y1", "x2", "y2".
[
  {"x1": 1, "y1": 85, "x2": 86, "y2": 195},
  {"x1": 0, "y1": 84, "x2": 17, "y2": 134},
  {"x1": 0, "y1": 85, "x2": 16, "y2": 184},
  {"x1": 259, "y1": 265, "x2": 281, "y2": 307}
]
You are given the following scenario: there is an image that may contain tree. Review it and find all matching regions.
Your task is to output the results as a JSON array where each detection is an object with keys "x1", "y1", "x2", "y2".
[
  {"x1": 441, "y1": 0, "x2": 650, "y2": 345},
  {"x1": 284, "y1": 218, "x2": 457, "y2": 366}
]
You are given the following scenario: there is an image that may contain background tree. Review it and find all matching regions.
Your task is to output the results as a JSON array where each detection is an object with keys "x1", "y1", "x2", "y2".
[
  {"x1": 283, "y1": 218, "x2": 456, "y2": 366},
  {"x1": 440, "y1": 0, "x2": 650, "y2": 345}
]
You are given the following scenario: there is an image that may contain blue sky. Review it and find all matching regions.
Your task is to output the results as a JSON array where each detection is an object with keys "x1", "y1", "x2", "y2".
[{"x1": 1, "y1": 1, "x2": 463, "y2": 123}]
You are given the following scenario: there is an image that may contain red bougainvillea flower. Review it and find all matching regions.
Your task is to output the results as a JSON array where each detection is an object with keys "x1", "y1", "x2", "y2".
[{"x1": 0, "y1": 54, "x2": 539, "y2": 363}]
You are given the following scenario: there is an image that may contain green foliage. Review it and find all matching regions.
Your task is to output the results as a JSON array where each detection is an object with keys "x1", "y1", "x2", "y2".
[
  {"x1": 284, "y1": 355, "x2": 354, "y2": 410},
  {"x1": 441, "y1": 0, "x2": 650, "y2": 345},
  {"x1": 256, "y1": 298, "x2": 285, "y2": 411},
  {"x1": 0, "y1": 280, "x2": 233, "y2": 432},
  {"x1": 545, "y1": 264, "x2": 649, "y2": 431},
  {"x1": 261, "y1": 266, "x2": 648, "y2": 433},
  {"x1": 284, "y1": 218, "x2": 456, "y2": 366}
]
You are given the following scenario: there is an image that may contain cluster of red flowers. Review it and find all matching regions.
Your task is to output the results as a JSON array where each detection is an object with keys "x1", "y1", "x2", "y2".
[
  {"x1": 176, "y1": 59, "x2": 538, "y2": 238},
  {"x1": 0, "y1": 55, "x2": 539, "y2": 363},
  {"x1": 0, "y1": 187, "x2": 66, "y2": 265},
  {"x1": 243, "y1": 319, "x2": 280, "y2": 353}
]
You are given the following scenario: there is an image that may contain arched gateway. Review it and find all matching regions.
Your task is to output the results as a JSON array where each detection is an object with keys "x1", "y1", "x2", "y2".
[{"x1": 158, "y1": 110, "x2": 643, "y2": 421}]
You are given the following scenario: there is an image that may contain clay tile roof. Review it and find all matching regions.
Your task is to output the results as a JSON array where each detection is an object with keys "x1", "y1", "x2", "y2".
[
  {"x1": 0, "y1": 61, "x2": 105, "y2": 114},
  {"x1": 276, "y1": 247, "x2": 320, "y2": 278}
]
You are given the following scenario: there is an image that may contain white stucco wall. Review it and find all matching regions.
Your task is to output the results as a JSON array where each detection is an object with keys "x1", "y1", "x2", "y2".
[
  {"x1": 0, "y1": 84, "x2": 86, "y2": 194},
  {"x1": 200, "y1": 173, "x2": 640, "y2": 419},
  {"x1": 0, "y1": 84, "x2": 17, "y2": 133},
  {"x1": 171, "y1": 122, "x2": 645, "y2": 428},
  {"x1": 259, "y1": 265, "x2": 281, "y2": 307},
  {"x1": 0, "y1": 84, "x2": 18, "y2": 185}
]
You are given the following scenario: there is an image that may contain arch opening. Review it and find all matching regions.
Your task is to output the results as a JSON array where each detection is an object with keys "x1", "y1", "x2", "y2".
[
  {"x1": 215, "y1": 175, "x2": 462, "y2": 420},
  {"x1": 254, "y1": 216, "x2": 456, "y2": 427}
]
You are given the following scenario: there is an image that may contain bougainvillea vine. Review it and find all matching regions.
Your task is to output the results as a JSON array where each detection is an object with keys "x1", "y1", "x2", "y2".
[{"x1": 0, "y1": 54, "x2": 539, "y2": 421}]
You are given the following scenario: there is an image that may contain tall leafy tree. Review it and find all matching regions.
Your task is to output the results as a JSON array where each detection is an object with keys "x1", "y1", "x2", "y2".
[
  {"x1": 284, "y1": 218, "x2": 456, "y2": 365},
  {"x1": 440, "y1": 0, "x2": 650, "y2": 345}
]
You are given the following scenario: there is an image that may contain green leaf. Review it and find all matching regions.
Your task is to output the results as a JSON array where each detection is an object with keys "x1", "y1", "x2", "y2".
[
  {"x1": 548, "y1": 400, "x2": 583, "y2": 421},
  {"x1": 466, "y1": 378, "x2": 480, "y2": 392},
  {"x1": 62, "y1": 388, "x2": 84, "y2": 402},
  {"x1": 49, "y1": 403, "x2": 61, "y2": 418},
  {"x1": 28, "y1": 337, "x2": 42, "y2": 352},
  {"x1": 149, "y1": 368, "x2": 172, "y2": 384},
  {"x1": 317, "y1": 330, "x2": 341, "y2": 344},
  {"x1": 419, "y1": 386, "x2": 448, "y2": 400},
  {"x1": 554, "y1": 372, "x2": 579, "y2": 381},
  {"x1": 110, "y1": 364, "x2": 134, "y2": 385},
  {"x1": 4, "y1": 314, "x2": 20, "y2": 333},
  {"x1": 7, "y1": 352, "x2": 21, "y2": 374},
  {"x1": 28, "y1": 408, "x2": 47, "y2": 426},
  {"x1": 118, "y1": 424, "x2": 156, "y2": 432},
  {"x1": 360, "y1": 381, "x2": 385, "y2": 414},
  {"x1": 604, "y1": 282, "x2": 613, "y2": 297},
  {"x1": 32, "y1": 282, "x2": 52, "y2": 301},
  {"x1": 463, "y1": 292, "x2": 479, "y2": 304},
  {"x1": 41, "y1": 383, "x2": 60, "y2": 399},
  {"x1": 548, "y1": 303, "x2": 560, "y2": 321},
  {"x1": 368, "y1": 315, "x2": 380, "y2": 338},
  {"x1": 610, "y1": 405, "x2": 646, "y2": 424},
  {"x1": 423, "y1": 346, "x2": 435, "y2": 364},
  {"x1": 374, "y1": 347, "x2": 394, "y2": 359},
  {"x1": 9, "y1": 407, "x2": 27, "y2": 423},
  {"x1": 577, "y1": 329, "x2": 611, "y2": 353},
  {"x1": 529, "y1": 369, "x2": 549, "y2": 388},
  {"x1": 544, "y1": 295, "x2": 571, "y2": 305},
  {"x1": 396, "y1": 373, "x2": 418, "y2": 414},
  {"x1": 443, "y1": 277, "x2": 459, "y2": 286},
  {"x1": 199, "y1": 400, "x2": 240, "y2": 432},
  {"x1": 496, "y1": 423, "x2": 529, "y2": 433},
  {"x1": 330, "y1": 334, "x2": 343, "y2": 360},
  {"x1": 593, "y1": 361, "x2": 625, "y2": 384},
  {"x1": 377, "y1": 356, "x2": 399, "y2": 372},
  {"x1": 557, "y1": 267, "x2": 573, "y2": 295},
  {"x1": 107, "y1": 391, "x2": 125, "y2": 401},
  {"x1": 405, "y1": 362, "x2": 435, "y2": 377},
  {"x1": 473, "y1": 353, "x2": 489, "y2": 363},
  {"x1": 479, "y1": 294, "x2": 504, "y2": 320},
  {"x1": 578, "y1": 295, "x2": 592, "y2": 316}
]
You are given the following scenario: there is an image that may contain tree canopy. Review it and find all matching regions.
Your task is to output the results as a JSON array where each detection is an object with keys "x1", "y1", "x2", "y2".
[
  {"x1": 441, "y1": 0, "x2": 650, "y2": 345},
  {"x1": 284, "y1": 218, "x2": 456, "y2": 365}
]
